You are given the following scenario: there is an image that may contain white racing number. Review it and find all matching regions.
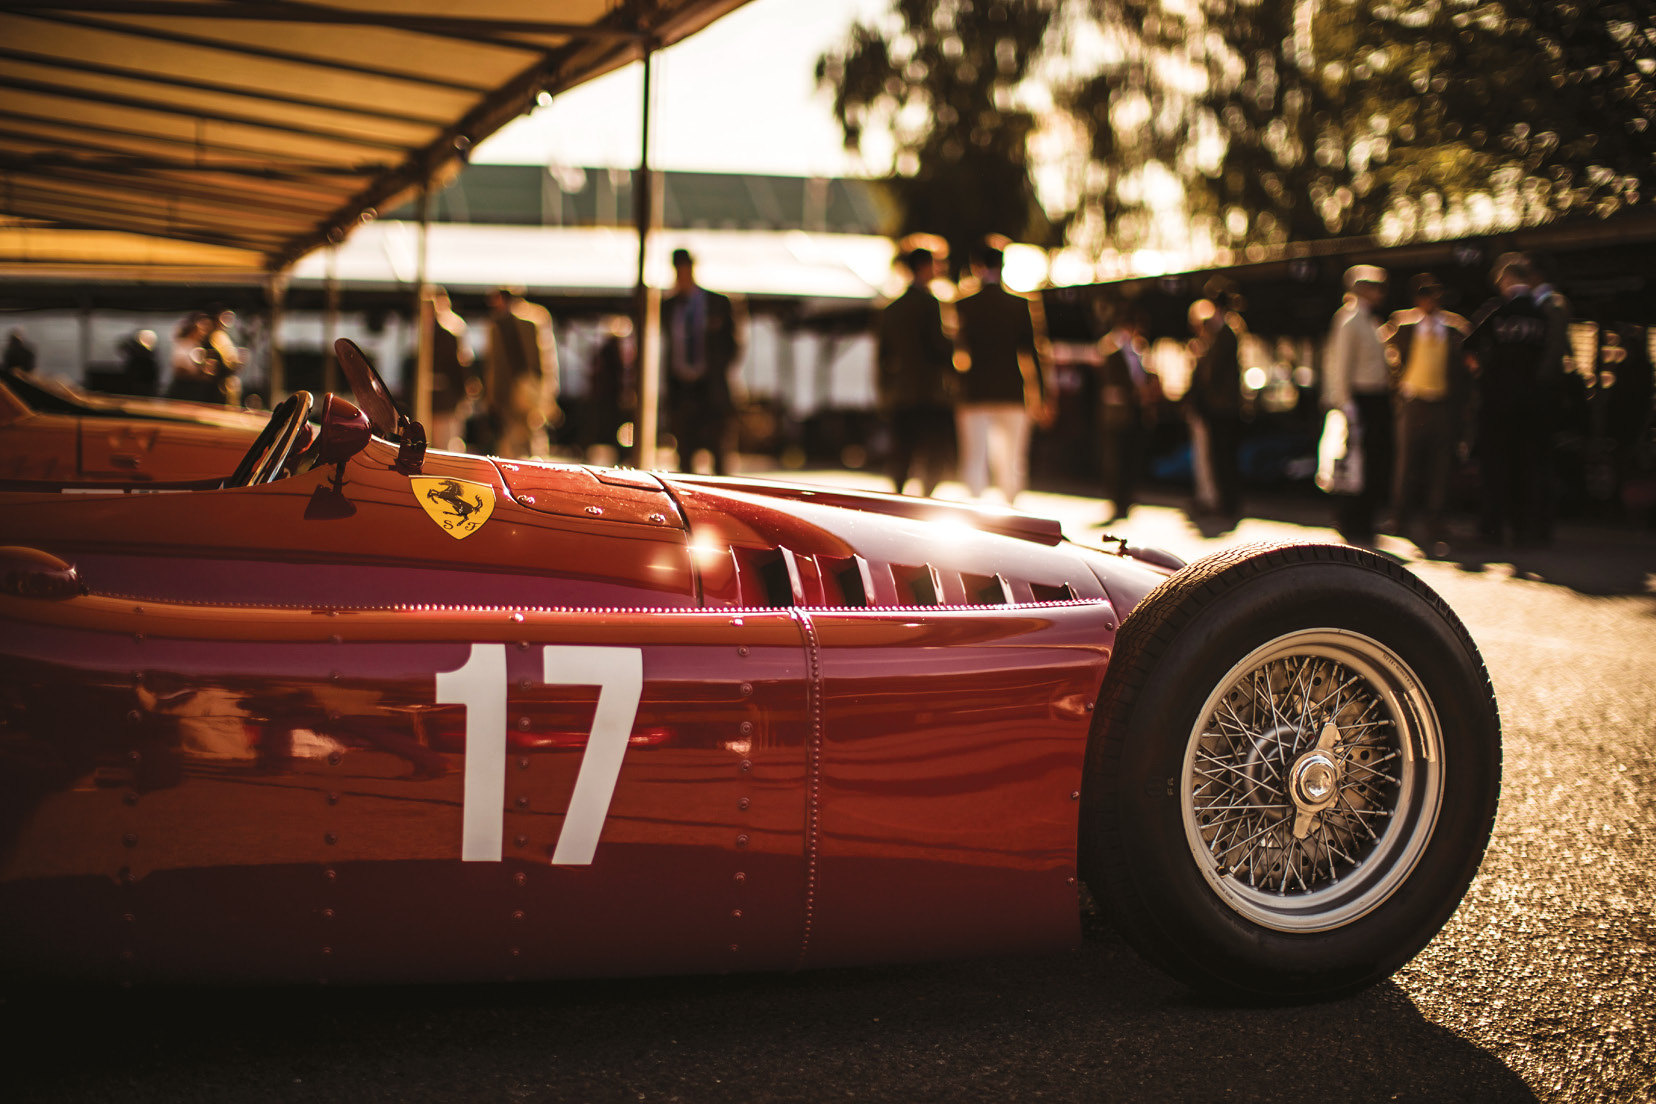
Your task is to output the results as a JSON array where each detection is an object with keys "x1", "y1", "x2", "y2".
[{"x1": 435, "y1": 643, "x2": 644, "y2": 865}]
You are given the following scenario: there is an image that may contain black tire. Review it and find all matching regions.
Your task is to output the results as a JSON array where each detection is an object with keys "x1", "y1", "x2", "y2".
[{"x1": 1080, "y1": 542, "x2": 1501, "y2": 1002}]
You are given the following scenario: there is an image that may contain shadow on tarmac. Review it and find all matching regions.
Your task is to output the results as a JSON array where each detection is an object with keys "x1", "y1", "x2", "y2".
[{"x1": 6, "y1": 928, "x2": 1538, "y2": 1104}]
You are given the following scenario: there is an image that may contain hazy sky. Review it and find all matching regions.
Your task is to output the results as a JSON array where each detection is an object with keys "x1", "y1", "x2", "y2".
[{"x1": 474, "y1": 0, "x2": 886, "y2": 177}]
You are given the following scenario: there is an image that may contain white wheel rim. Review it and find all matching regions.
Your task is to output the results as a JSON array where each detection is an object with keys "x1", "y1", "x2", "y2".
[{"x1": 1180, "y1": 629, "x2": 1445, "y2": 933}]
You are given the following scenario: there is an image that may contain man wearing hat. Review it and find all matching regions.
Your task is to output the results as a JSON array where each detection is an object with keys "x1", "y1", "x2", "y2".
[
  {"x1": 663, "y1": 248, "x2": 742, "y2": 474},
  {"x1": 1322, "y1": 264, "x2": 1393, "y2": 543},
  {"x1": 1383, "y1": 274, "x2": 1471, "y2": 545},
  {"x1": 1465, "y1": 252, "x2": 1553, "y2": 545}
]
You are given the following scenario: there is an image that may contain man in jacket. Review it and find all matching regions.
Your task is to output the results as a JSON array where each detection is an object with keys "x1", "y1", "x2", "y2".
[
  {"x1": 1466, "y1": 253, "x2": 1554, "y2": 546},
  {"x1": 1323, "y1": 265, "x2": 1393, "y2": 543},
  {"x1": 663, "y1": 248, "x2": 742, "y2": 475},
  {"x1": 1383, "y1": 274, "x2": 1471, "y2": 545},
  {"x1": 952, "y1": 241, "x2": 1054, "y2": 503},
  {"x1": 877, "y1": 246, "x2": 956, "y2": 496},
  {"x1": 1098, "y1": 303, "x2": 1157, "y2": 521}
]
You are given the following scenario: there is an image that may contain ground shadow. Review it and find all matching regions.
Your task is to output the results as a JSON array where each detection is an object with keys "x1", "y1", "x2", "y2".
[{"x1": 7, "y1": 931, "x2": 1537, "y2": 1104}]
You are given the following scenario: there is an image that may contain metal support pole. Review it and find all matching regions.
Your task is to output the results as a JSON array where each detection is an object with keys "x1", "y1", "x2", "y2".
[
  {"x1": 322, "y1": 243, "x2": 340, "y2": 396},
  {"x1": 413, "y1": 180, "x2": 434, "y2": 427},
  {"x1": 266, "y1": 272, "x2": 286, "y2": 402},
  {"x1": 633, "y1": 38, "x2": 661, "y2": 469}
]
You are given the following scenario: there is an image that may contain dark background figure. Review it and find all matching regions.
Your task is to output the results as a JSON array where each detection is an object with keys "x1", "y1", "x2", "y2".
[
  {"x1": 952, "y1": 240, "x2": 1054, "y2": 503},
  {"x1": 584, "y1": 315, "x2": 632, "y2": 462},
  {"x1": 876, "y1": 246, "x2": 957, "y2": 496},
  {"x1": 1467, "y1": 253, "x2": 1556, "y2": 547},
  {"x1": 117, "y1": 329, "x2": 160, "y2": 396},
  {"x1": 1185, "y1": 297, "x2": 1244, "y2": 521},
  {"x1": 1383, "y1": 273, "x2": 1471, "y2": 545},
  {"x1": 663, "y1": 247, "x2": 742, "y2": 475},
  {"x1": 1097, "y1": 303, "x2": 1157, "y2": 522},
  {"x1": 4, "y1": 328, "x2": 37, "y2": 375},
  {"x1": 1321, "y1": 265, "x2": 1393, "y2": 543},
  {"x1": 484, "y1": 287, "x2": 555, "y2": 459},
  {"x1": 424, "y1": 287, "x2": 473, "y2": 452},
  {"x1": 166, "y1": 310, "x2": 239, "y2": 405}
]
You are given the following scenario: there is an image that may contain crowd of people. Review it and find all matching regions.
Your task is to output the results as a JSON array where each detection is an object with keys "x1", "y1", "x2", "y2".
[{"x1": 873, "y1": 241, "x2": 1649, "y2": 548}]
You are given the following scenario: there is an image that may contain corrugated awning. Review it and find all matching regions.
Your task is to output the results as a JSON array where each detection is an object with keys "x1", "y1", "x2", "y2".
[{"x1": 0, "y1": 0, "x2": 751, "y2": 278}]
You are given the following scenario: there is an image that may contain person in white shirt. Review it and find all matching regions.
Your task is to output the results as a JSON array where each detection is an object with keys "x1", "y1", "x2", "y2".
[
  {"x1": 1322, "y1": 265, "x2": 1392, "y2": 543},
  {"x1": 1382, "y1": 274, "x2": 1470, "y2": 546}
]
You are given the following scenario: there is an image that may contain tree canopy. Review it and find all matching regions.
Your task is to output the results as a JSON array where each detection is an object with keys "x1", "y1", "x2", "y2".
[{"x1": 818, "y1": 0, "x2": 1656, "y2": 268}]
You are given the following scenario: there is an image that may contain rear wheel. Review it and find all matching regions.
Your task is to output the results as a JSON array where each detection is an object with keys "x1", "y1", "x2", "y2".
[{"x1": 1081, "y1": 543, "x2": 1500, "y2": 1001}]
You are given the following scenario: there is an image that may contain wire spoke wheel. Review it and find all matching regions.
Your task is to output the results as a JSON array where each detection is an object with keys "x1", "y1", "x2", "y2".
[{"x1": 1183, "y1": 629, "x2": 1444, "y2": 932}]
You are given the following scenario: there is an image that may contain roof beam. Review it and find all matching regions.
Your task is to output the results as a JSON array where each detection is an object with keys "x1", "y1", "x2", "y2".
[
  {"x1": 0, "y1": 139, "x2": 383, "y2": 180},
  {"x1": 0, "y1": 45, "x2": 451, "y2": 128},
  {"x1": 0, "y1": 74, "x2": 417, "y2": 153},
  {"x1": 2, "y1": 160, "x2": 348, "y2": 219},
  {"x1": 1, "y1": 107, "x2": 380, "y2": 170},
  {"x1": 23, "y1": 11, "x2": 490, "y2": 94},
  {"x1": 2, "y1": 1, "x2": 644, "y2": 42}
]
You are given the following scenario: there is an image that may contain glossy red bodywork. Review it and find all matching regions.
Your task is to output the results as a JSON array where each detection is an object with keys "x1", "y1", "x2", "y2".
[
  {"x1": 1, "y1": 432, "x2": 1174, "y2": 983},
  {"x1": 0, "y1": 375, "x2": 266, "y2": 484}
]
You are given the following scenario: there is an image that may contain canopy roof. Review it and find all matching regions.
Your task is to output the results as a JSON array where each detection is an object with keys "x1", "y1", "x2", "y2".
[{"x1": 0, "y1": 0, "x2": 750, "y2": 279}]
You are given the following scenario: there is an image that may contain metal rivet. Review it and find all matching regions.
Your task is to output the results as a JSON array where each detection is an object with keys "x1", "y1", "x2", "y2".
[
  {"x1": 1105, "y1": 622, "x2": 1115, "y2": 631},
  {"x1": 323, "y1": 868, "x2": 337, "y2": 881},
  {"x1": 520, "y1": 495, "x2": 536, "y2": 505},
  {"x1": 132, "y1": 605, "x2": 144, "y2": 615},
  {"x1": 118, "y1": 866, "x2": 134, "y2": 885},
  {"x1": 511, "y1": 909, "x2": 525, "y2": 921},
  {"x1": 1070, "y1": 791, "x2": 1080, "y2": 800},
  {"x1": 514, "y1": 835, "x2": 528, "y2": 848},
  {"x1": 516, "y1": 641, "x2": 531, "y2": 652},
  {"x1": 330, "y1": 670, "x2": 342, "y2": 681},
  {"x1": 320, "y1": 908, "x2": 335, "y2": 920},
  {"x1": 738, "y1": 759, "x2": 752, "y2": 773},
  {"x1": 510, "y1": 612, "x2": 525, "y2": 623},
  {"x1": 737, "y1": 645, "x2": 749, "y2": 657},
  {"x1": 517, "y1": 716, "x2": 531, "y2": 730},
  {"x1": 735, "y1": 834, "x2": 749, "y2": 848},
  {"x1": 510, "y1": 947, "x2": 522, "y2": 958},
  {"x1": 1086, "y1": 701, "x2": 1095, "y2": 712},
  {"x1": 330, "y1": 634, "x2": 343, "y2": 645},
  {"x1": 737, "y1": 797, "x2": 750, "y2": 811},
  {"x1": 123, "y1": 791, "x2": 139, "y2": 807},
  {"x1": 515, "y1": 795, "x2": 529, "y2": 808},
  {"x1": 513, "y1": 872, "x2": 527, "y2": 887},
  {"x1": 327, "y1": 751, "x2": 343, "y2": 766},
  {"x1": 731, "y1": 909, "x2": 743, "y2": 919},
  {"x1": 517, "y1": 756, "x2": 530, "y2": 770},
  {"x1": 321, "y1": 946, "x2": 333, "y2": 956},
  {"x1": 122, "y1": 832, "x2": 137, "y2": 847},
  {"x1": 123, "y1": 913, "x2": 136, "y2": 924},
  {"x1": 126, "y1": 710, "x2": 142, "y2": 725},
  {"x1": 739, "y1": 682, "x2": 753, "y2": 697},
  {"x1": 132, "y1": 671, "x2": 145, "y2": 684},
  {"x1": 649, "y1": 513, "x2": 666, "y2": 524},
  {"x1": 1067, "y1": 876, "x2": 1078, "y2": 886},
  {"x1": 585, "y1": 505, "x2": 603, "y2": 516},
  {"x1": 326, "y1": 792, "x2": 340, "y2": 805},
  {"x1": 729, "y1": 944, "x2": 740, "y2": 953},
  {"x1": 131, "y1": 633, "x2": 144, "y2": 644},
  {"x1": 731, "y1": 617, "x2": 744, "y2": 627},
  {"x1": 127, "y1": 750, "x2": 141, "y2": 763},
  {"x1": 739, "y1": 721, "x2": 753, "y2": 736},
  {"x1": 324, "y1": 832, "x2": 338, "y2": 845},
  {"x1": 733, "y1": 871, "x2": 746, "y2": 884}
]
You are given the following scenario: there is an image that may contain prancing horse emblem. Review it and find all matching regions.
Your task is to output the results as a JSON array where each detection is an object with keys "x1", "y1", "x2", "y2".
[{"x1": 411, "y1": 476, "x2": 496, "y2": 539}]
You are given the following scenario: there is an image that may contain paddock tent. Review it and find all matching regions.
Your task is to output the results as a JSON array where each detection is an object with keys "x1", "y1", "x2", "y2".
[{"x1": 0, "y1": 0, "x2": 752, "y2": 280}]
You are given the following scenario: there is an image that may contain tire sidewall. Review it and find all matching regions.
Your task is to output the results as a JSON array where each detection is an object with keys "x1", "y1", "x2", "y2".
[{"x1": 1113, "y1": 555, "x2": 1500, "y2": 998}]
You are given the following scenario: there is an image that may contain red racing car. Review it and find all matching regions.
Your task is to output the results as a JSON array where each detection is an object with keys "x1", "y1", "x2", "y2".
[
  {"x1": 0, "y1": 367, "x2": 266, "y2": 484},
  {"x1": 0, "y1": 341, "x2": 1501, "y2": 1001}
]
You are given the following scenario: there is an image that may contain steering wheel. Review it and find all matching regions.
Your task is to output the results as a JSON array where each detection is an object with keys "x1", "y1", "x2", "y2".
[{"x1": 226, "y1": 391, "x2": 313, "y2": 487}]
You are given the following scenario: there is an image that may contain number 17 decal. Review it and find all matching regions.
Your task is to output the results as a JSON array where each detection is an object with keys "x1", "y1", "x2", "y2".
[{"x1": 436, "y1": 643, "x2": 644, "y2": 865}]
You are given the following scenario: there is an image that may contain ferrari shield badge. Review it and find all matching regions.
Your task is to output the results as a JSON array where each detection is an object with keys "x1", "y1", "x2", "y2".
[{"x1": 412, "y1": 477, "x2": 496, "y2": 539}]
